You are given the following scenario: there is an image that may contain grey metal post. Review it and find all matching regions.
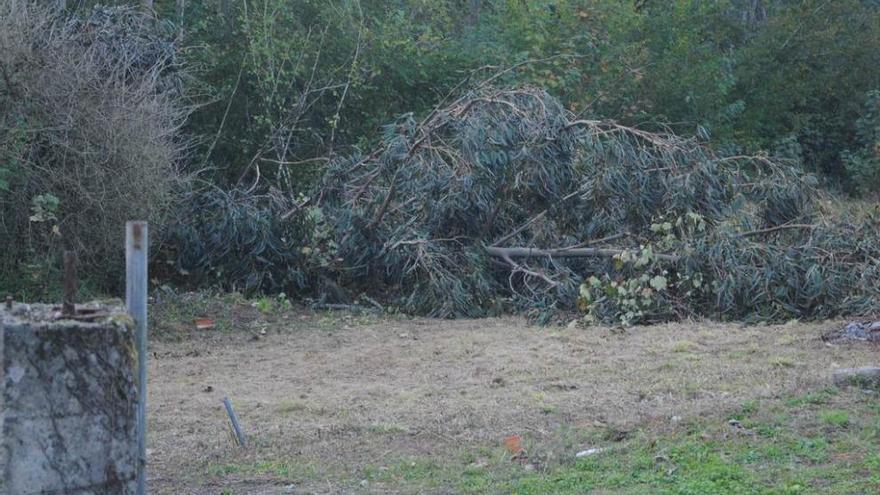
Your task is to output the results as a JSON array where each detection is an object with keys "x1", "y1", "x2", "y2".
[
  {"x1": 222, "y1": 397, "x2": 247, "y2": 447},
  {"x1": 126, "y1": 222, "x2": 148, "y2": 495}
]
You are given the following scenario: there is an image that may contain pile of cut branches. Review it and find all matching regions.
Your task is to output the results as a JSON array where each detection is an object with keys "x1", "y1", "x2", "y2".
[{"x1": 174, "y1": 87, "x2": 880, "y2": 323}]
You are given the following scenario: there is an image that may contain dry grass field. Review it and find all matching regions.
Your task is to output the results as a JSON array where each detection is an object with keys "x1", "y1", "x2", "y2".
[{"x1": 147, "y1": 293, "x2": 879, "y2": 494}]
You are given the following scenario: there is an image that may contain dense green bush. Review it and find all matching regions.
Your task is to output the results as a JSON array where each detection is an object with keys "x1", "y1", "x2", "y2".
[
  {"x1": 175, "y1": 0, "x2": 485, "y2": 187},
  {"x1": 843, "y1": 91, "x2": 880, "y2": 194},
  {"x1": 58, "y1": 0, "x2": 877, "y2": 193},
  {"x1": 731, "y1": 0, "x2": 880, "y2": 183},
  {"x1": 169, "y1": 0, "x2": 880, "y2": 191}
]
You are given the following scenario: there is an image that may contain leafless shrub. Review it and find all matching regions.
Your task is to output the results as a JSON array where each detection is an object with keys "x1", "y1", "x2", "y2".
[{"x1": 0, "y1": 2, "x2": 189, "y2": 292}]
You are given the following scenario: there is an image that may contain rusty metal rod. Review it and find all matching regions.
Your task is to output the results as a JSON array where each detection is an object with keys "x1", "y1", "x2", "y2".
[{"x1": 62, "y1": 250, "x2": 77, "y2": 316}]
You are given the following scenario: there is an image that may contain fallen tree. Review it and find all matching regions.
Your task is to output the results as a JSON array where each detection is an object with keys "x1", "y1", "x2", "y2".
[{"x1": 170, "y1": 87, "x2": 880, "y2": 324}]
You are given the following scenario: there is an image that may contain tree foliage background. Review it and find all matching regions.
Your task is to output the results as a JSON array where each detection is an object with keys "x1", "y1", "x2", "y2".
[
  {"x1": 47, "y1": 0, "x2": 880, "y2": 189},
  {"x1": 2, "y1": 0, "x2": 879, "y2": 320}
]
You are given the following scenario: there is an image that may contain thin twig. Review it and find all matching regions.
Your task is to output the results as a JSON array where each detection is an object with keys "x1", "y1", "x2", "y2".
[
  {"x1": 202, "y1": 55, "x2": 245, "y2": 170},
  {"x1": 492, "y1": 211, "x2": 547, "y2": 247},
  {"x1": 738, "y1": 223, "x2": 816, "y2": 238}
]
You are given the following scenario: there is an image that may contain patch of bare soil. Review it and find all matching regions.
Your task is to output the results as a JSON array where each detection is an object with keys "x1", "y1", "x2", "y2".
[{"x1": 147, "y1": 308, "x2": 876, "y2": 494}]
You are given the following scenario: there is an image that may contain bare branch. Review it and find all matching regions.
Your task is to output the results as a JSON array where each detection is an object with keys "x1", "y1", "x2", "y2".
[{"x1": 487, "y1": 246, "x2": 679, "y2": 263}]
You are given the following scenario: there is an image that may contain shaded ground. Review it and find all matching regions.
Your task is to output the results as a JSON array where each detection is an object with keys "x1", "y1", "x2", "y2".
[{"x1": 147, "y1": 293, "x2": 879, "y2": 494}]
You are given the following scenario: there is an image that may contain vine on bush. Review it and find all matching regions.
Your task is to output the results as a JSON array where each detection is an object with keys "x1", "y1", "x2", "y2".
[{"x1": 578, "y1": 214, "x2": 710, "y2": 326}]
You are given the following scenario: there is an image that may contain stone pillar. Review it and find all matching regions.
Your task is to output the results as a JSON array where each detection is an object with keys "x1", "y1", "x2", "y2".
[{"x1": 1, "y1": 303, "x2": 139, "y2": 495}]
